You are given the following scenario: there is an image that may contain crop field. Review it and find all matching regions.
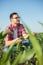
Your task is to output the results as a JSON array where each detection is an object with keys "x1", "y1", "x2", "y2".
[{"x1": 0, "y1": 23, "x2": 43, "y2": 65}]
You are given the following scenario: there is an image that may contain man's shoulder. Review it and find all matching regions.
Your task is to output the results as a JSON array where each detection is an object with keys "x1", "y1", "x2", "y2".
[
  {"x1": 6, "y1": 24, "x2": 12, "y2": 30},
  {"x1": 18, "y1": 23, "x2": 25, "y2": 30},
  {"x1": 19, "y1": 23, "x2": 24, "y2": 27}
]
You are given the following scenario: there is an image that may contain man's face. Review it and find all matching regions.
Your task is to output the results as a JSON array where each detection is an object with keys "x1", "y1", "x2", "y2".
[{"x1": 10, "y1": 14, "x2": 20, "y2": 25}]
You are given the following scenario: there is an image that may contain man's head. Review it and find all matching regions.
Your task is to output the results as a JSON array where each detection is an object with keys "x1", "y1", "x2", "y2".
[{"x1": 10, "y1": 12, "x2": 20, "y2": 26}]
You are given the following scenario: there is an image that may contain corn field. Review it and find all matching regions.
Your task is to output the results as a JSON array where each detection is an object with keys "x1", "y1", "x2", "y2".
[{"x1": 0, "y1": 22, "x2": 43, "y2": 65}]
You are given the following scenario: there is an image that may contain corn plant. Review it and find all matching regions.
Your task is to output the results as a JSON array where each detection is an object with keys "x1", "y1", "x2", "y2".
[
  {"x1": 0, "y1": 21, "x2": 43, "y2": 65},
  {"x1": 38, "y1": 21, "x2": 43, "y2": 27},
  {"x1": 21, "y1": 19, "x2": 43, "y2": 65}
]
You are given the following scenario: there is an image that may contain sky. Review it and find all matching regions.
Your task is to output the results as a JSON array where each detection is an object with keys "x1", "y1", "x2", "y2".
[{"x1": 0, "y1": 0, "x2": 43, "y2": 33}]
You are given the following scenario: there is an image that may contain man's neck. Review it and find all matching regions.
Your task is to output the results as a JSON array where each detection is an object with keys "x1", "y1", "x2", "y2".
[
  {"x1": 12, "y1": 23, "x2": 20, "y2": 28},
  {"x1": 12, "y1": 24, "x2": 18, "y2": 28}
]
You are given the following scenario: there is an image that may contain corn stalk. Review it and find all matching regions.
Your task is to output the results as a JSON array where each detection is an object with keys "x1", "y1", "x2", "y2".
[{"x1": 21, "y1": 20, "x2": 43, "y2": 65}]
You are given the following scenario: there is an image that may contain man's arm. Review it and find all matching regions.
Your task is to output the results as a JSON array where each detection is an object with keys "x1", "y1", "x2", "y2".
[
  {"x1": 21, "y1": 24, "x2": 35, "y2": 39},
  {"x1": 21, "y1": 25, "x2": 29, "y2": 39},
  {"x1": 4, "y1": 38, "x2": 22, "y2": 46},
  {"x1": 23, "y1": 32, "x2": 35, "y2": 39}
]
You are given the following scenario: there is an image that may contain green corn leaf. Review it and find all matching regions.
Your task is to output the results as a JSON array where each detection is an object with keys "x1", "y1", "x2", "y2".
[
  {"x1": 19, "y1": 50, "x2": 26, "y2": 63},
  {"x1": 38, "y1": 21, "x2": 43, "y2": 26},
  {"x1": 0, "y1": 30, "x2": 12, "y2": 39},
  {"x1": 2, "y1": 30, "x2": 13, "y2": 38},
  {"x1": 21, "y1": 19, "x2": 43, "y2": 65},
  {"x1": 26, "y1": 48, "x2": 34, "y2": 61},
  {"x1": 1, "y1": 42, "x2": 18, "y2": 65},
  {"x1": 0, "y1": 32, "x2": 3, "y2": 39},
  {"x1": 19, "y1": 49, "x2": 34, "y2": 64},
  {"x1": 12, "y1": 52, "x2": 22, "y2": 65},
  {"x1": 5, "y1": 59, "x2": 11, "y2": 65}
]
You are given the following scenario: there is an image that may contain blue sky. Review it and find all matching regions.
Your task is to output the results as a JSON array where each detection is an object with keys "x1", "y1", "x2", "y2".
[{"x1": 0, "y1": 0, "x2": 43, "y2": 33}]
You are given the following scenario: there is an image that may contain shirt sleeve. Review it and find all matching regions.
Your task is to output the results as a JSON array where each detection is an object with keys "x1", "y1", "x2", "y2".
[
  {"x1": 21, "y1": 24, "x2": 26, "y2": 34},
  {"x1": 4, "y1": 26, "x2": 12, "y2": 41}
]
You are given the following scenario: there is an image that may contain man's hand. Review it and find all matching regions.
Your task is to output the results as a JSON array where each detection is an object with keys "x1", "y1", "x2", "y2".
[
  {"x1": 23, "y1": 32, "x2": 35, "y2": 39},
  {"x1": 23, "y1": 34, "x2": 29, "y2": 39},
  {"x1": 5, "y1": 38, "x2": 22, "y2": 46},
  {"x1": 16, "y1": 38, "x2": 22, "y2": 43}
]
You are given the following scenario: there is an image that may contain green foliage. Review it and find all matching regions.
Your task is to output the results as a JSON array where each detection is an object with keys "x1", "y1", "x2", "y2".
[
  {"x1": 0, "y1": 25, "x2": 43, "y2": 65},
  {"x1": 38, "y1": 22, "x2": 43, "y2": 26},
  {"x1": 20, "y1": 20, "x2": 43, "y2": 65},
  {"x1": 0, "y1": 30, "x2": 12, "y2": 39}
]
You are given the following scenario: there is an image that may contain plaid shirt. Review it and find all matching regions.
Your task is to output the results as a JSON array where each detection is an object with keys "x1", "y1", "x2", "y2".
[{"x1": 5, "y1": 24, "x2": 26, "y2": 41}]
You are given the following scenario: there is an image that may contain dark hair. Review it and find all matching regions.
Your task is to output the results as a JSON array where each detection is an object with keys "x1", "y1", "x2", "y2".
[{"x1": 10, "y1": 12, "x2": 19, "y2": 19}]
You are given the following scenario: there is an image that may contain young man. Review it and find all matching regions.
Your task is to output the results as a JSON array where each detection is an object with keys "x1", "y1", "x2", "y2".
[{"x1": 4, "y1": 12, "x2": 29, "y2": 52}]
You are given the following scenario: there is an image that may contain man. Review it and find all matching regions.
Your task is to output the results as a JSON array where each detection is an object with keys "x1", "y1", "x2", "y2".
[{"x1": 4, "y1": 12, "x2": 29, "y2": 52}]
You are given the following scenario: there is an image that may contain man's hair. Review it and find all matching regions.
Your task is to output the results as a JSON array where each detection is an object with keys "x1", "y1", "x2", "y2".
[{"x1": 10, "y1": 12, "x2": 19, "y2": 19}]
